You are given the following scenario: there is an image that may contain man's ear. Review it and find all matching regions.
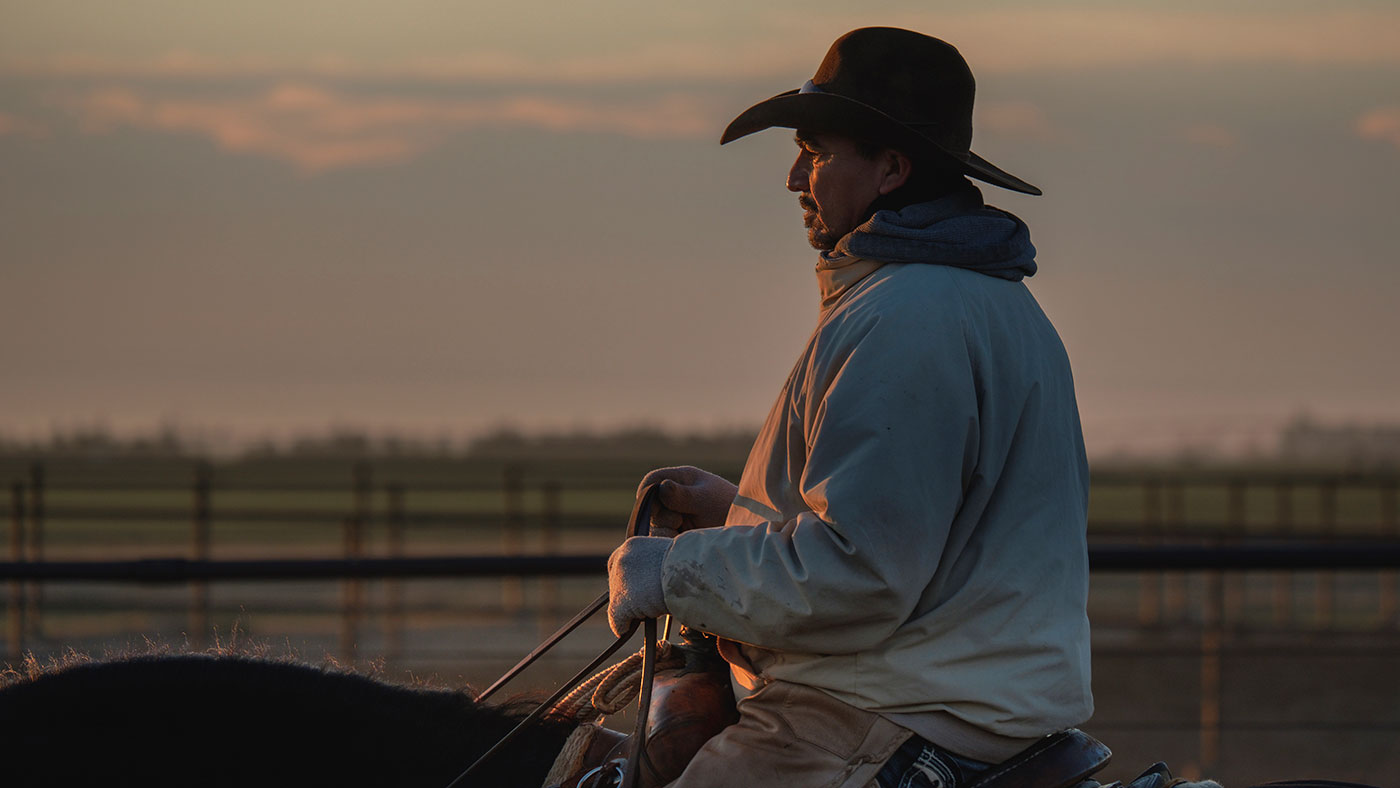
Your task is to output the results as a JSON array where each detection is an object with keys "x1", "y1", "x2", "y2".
[{"x1": 877, "y1": 150, "x2": 913, "y2": 195}]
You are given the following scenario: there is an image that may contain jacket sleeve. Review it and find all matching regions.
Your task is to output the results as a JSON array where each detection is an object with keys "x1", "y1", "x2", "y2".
[{"x1": 660, "y1": 298, "x2": 980, "y2": 654}]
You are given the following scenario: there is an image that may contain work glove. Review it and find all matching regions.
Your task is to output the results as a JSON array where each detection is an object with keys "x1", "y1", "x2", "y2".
[
  {"x1": 607, "y1": 536, "x2": 672, "y2": 637},
  {"x1": 637, "y1": 466, "x2": 738, "y2": 538}
]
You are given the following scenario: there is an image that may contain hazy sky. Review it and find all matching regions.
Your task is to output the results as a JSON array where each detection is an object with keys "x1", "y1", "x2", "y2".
[{"x1": 3, "y1": 0, "x2": 1398, "y2": 456}]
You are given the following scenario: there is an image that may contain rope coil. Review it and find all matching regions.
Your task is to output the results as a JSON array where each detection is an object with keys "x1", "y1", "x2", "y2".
[{"x1": 551, "y1": 642, "x2": 683, "y2": 722}]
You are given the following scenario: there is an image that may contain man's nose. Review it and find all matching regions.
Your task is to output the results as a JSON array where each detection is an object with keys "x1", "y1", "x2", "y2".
[{"x1": 787, "y1": 153, "x2": 809, "y2": 192}]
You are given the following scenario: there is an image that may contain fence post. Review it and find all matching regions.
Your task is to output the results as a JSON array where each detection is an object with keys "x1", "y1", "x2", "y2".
[
  {"x1": 1199, "y1": 475, "x2": 1225, "y2": 769},
  {"x1": 7, "y1": 482, "x2": 25, "y2": 660},
  {"x1": 1138, "y1": 478, "x2": 1162, "y2": 626},
  {"x1": 1199, "y1": 583, "x2": 1223, "y2": 776},
  {"x1": 1223, "y1": 480, "x2": 1247, "y2": 626},
  {"x1": 1316, "y1": 479, "x2": 1337, "y2": 628},
  {"x1": 25, "y1": 463, "x2": 43, "y2": 639},
  {"x1": 188, "y1": 462, "x2": 212, "y2": 649},
  {"x1": 341, "y1": 463, "x2": 371, "y2": 663},
  {"x1": 341, "y1": 516, "x2": 363, "y2": 663},
  {"x1": 1164, "y1": 479, "x2": 1188, "y2": 623},
  {"x1": 352, "y1": 461, "x2": 372, "y2": 554},
  {"x1": 1380, "y1": 478, "x2": 1398, "y2": 626},
  {"x1": 1273, "y1": 480, "x2": 1294, "y2": 626},
  {"x1": 386, "y1": 482, "x2": 406, "y2": 663},
  {"x1": 539, "y1": 481, "x2": 561, "y2": 637},
  {"x1": 501, "y1": 465, "x2": 525, "y2": 614}
]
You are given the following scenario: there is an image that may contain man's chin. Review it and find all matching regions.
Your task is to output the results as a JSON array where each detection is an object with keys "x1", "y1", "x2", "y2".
[{"x1": 807, "y1": 227, "x2": 838, "y2": 251}]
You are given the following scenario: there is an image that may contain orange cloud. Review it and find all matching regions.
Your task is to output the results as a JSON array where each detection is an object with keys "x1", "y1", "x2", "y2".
[
  {"x1": 7, "y1": 7, "x2": 1398, "y2": 86},
  {"x1": 1181, "y1": 123, "x2": 1237, "y2": 148},
  {"x1": 1356, "y1": 106, "x2": 1400, "y2": 150},
  {"x1": 2, "y1": 43, "x2": 810, "y2": 86},
  {"x1": 63, "y1": 84, "x2": 719, "y2": 172},
  {"x1": 777, "y1": 7, "x2": 1400, "y2": 74},
  {"x1": 0, "y1": 111, "x2": 47, "y2": 138},
  {"x1": 975, "y1": 101, "x2": 1058, "y2": 141}
]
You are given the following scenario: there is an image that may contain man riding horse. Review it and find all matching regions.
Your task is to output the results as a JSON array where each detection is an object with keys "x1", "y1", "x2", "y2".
[{"x1": 606, "y1": 27, "x2": 1094, "y2": 788}]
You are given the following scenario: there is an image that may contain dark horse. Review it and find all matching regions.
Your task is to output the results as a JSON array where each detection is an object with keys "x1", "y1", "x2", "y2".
[
  {"x1": 0, "y1": 653, "x2": 575, "y2": 787},
  {"x1": 0, "y1": 653, "x2": 1382, "y2": 788}
]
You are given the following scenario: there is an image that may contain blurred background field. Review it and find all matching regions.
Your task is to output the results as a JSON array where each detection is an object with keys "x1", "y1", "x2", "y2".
[
  {"x1": 7, "y1": 1, "x2": 1400, "y2": 783},
  {"x1": 2, "y1": 429, "x2": 1398, "y2": 785}
]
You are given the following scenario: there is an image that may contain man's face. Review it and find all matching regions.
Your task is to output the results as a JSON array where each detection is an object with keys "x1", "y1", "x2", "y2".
[{"x1": 787, "y1": 131, "x2": 896, "y2": 251}]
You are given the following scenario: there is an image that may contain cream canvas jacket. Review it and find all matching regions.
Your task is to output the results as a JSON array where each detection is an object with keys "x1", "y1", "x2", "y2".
[{"x1": 660, "y1": 257, "x2": 1093, "y2": 762}]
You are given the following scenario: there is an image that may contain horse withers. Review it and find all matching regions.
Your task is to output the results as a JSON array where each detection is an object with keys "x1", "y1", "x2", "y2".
[{"x1": 0, "y1": 652, "x2": 573, "y2": 788}]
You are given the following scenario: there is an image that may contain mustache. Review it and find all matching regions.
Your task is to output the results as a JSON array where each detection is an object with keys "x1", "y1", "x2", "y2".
[{"x1": 798, "y1": 195, "x2": 817, "y2": 212}]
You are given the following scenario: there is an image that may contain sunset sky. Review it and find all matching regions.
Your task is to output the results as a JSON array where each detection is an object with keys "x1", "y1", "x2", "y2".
[{"x1": 3, "y1": 0, "x2": 1398, "y2": 457}]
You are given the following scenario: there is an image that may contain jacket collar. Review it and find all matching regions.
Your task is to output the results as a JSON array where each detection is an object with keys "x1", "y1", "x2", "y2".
[{"x1": 814, "y1": 253, "x2": 883, "y2": 311}]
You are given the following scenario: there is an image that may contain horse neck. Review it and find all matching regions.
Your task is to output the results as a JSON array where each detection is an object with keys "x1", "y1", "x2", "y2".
[{"x1": 0, "y1": 654, "x2": 576, "y2": 788}]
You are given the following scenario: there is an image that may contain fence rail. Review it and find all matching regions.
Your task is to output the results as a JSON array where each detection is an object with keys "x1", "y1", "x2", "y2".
[
  {"x1": 4, "y1": 460, "x2": 1397, "y2": 783},
  {"x1": 9, "y1": 465, "x2": 1400, "y2": 533},
  {"x1": 2, "y1": 543, "x2": 1399, "y2": 582},
  {"x1": 6, "y1": 461, "x2": 1400, "y2": 634}
]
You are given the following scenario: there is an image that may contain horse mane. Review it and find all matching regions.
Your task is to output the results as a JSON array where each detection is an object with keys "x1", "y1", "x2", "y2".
[{"x1": 0, "y1": 651, "x2": 575, "y2": 787}]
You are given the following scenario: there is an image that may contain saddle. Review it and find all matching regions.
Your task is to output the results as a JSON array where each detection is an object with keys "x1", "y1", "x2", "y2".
[
  {"x1": 550, "y1": 626, "x2": 1112, "y2": 788},
  {"x1": 550, "y1": 626, "x2": 739, "y2": 788}
]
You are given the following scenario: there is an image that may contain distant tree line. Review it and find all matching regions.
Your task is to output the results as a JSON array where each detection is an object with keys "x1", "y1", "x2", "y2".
[
  {"x1": 0, "y1": 424, "x2": 760, "y2": 462},
  {"x1": 6, "y1": 415, "x2": 1398, "y2": 467},
  {"x1": 1278, "y1": 417, "x2": 1400, "y2": 467}
]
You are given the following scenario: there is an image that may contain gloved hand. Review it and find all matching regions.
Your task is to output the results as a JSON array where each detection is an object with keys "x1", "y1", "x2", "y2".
[
  {"x1": 607, "y1": 536, "x2": 672, "y2": 637},
  {"x1": 637, "y1": 466, "x2": 738, "y2": 538}
]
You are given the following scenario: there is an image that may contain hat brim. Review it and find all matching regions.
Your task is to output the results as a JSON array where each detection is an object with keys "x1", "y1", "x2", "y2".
[{"x1": 721, "y1": 90, "x2": 1041, "y2": 196}]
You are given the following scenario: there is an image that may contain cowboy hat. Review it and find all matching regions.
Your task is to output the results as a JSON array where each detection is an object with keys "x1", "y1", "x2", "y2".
[{"x1": 721, "y1": 27, "x2": 1041, "y2": 196}]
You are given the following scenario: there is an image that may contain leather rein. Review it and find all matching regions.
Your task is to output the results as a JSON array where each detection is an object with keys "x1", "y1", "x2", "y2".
[{"x1": 443, "y1": 484, "x2": 663, "y2": 788}]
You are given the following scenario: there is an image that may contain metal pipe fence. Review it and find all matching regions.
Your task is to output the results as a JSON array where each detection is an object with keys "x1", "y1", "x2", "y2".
[
  {"x1": 1, "y1": 544, "x2": 1398, "y2": 582},
  {"x1": 4, "y1": 461, "x2": 1400, "y2": 645},
  {"x1": 3, "y1": 456, "x2": 1399, "y2": 784}
]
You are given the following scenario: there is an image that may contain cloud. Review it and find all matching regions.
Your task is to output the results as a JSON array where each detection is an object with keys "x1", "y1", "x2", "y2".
[
  {"x1": 62, "y1": 84, "x2": 719, "y2": 172},
  {"x1": 1181, "y1": 123, "x2": 1237, "y2": 148},
  {"x1": 783, "y1": 8, "x2": 1400, "y2": 74},
  {"x1": 6, "y1": 7, "x2": 1399, "y2": 87},
  {"x1": 976, "y1": 101, "x2": 1058, "y2": 141},
  {"x1": 1356, "y1": 106, "x2": 1400, "y2": 150},
  {"x1": 2, "y1": 44, "x2": 813, "y2": 86},
  {"x1": 0, "y1": 111, "x2": 47, "y2": 138}
]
